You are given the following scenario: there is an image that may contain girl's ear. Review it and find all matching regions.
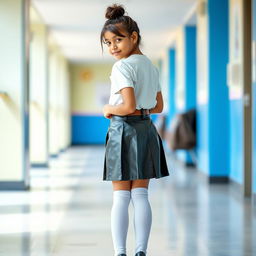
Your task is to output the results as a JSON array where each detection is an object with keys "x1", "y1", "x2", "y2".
[{"x1": 131, "y1": 31, "x2": 138, "y2": 44}]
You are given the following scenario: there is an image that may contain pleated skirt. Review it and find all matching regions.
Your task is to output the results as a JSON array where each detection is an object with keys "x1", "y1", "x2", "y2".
[{"x1": 103, "y1": 114, "x2": 170, "y2": 181}]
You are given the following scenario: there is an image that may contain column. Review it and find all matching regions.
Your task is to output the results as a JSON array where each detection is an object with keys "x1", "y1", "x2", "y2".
[
  {"x1": 0, "y1": 0, "x2": 30, "y2": 190},
  {"x1": 196, "y1": 0, "x2": 229, "y2": 181},
  {"x1": 29, "y1": 7, "x2": 49, "y2": 167}
]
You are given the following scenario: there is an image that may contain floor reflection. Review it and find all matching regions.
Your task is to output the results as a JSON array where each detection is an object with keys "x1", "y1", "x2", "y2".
[{"x1": 0, "y1": 145, "x2": 255, "y2": 256}]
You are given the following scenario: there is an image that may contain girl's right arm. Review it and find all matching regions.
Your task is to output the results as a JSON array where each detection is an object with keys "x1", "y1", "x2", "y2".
[
  {"x1": 149, "y1": 92, "x2": 164, "y2": 114},
  {"x1": 106, "y1": 87, "x2": 136, "y2": 116}
]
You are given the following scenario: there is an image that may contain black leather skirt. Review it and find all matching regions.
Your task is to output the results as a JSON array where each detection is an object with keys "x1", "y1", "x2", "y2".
[{"x1": 103, "y1": 114, "x2": 170, "y2": 181}]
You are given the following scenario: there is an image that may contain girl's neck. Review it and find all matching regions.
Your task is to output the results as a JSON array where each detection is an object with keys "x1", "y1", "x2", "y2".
[{"x1": 130, "y1": 48, "x2": 143, "y2": 55}]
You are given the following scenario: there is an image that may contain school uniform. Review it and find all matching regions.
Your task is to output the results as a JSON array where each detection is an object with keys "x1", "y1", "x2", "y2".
[{"x1": 103, "y1": 54, "x2": 170, "y2": 181}]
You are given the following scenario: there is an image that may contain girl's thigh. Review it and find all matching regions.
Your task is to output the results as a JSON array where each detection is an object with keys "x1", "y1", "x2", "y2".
[
  {"x1": 112, "y1": 179, "x2": 150, "y2": 191},
  {"x1": 131, "y1": 179, "x2": 150, "y2": 189},
  {"x1": 112, "y1": 180, "x2": 132, "y2": 191}
]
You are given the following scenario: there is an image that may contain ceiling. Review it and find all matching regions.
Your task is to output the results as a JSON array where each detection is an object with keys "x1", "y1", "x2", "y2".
[{"x1": 32, "y1": 0, "x2": 197, "y2": 63}]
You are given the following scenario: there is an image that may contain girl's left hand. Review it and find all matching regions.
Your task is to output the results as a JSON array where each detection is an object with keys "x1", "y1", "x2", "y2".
[{"x1": 103, "y1": 104, "x2": 112, "y2": 119}]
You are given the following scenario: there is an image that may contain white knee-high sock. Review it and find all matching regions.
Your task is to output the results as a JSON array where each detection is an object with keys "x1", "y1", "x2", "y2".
[
  {"x1": 131, "y1": 187, "x2": 152, "y2": 255},
  {"x1": 111, "y1": 190, "x2": 131, "y2": 256}
]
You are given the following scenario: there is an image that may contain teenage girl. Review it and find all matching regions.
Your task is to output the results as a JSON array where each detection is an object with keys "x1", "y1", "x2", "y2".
[{"x1": 100, "y1": 4, "x2": 170, "y2": 256}]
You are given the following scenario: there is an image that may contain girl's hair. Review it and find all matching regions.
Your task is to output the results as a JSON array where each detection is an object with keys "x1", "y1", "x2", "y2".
[{"x1": 100, "y1": 4, "x2": 142, "y2": 53}]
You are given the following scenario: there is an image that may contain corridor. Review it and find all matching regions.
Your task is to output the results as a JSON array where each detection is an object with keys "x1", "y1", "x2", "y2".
[{"x1": 0, "y1": 145, "x2": 255, "y2": 256}]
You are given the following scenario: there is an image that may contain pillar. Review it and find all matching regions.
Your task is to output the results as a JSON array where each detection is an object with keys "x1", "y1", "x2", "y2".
[{"x1": 0, "y1": 0, "x2": 30, "y2": 190}]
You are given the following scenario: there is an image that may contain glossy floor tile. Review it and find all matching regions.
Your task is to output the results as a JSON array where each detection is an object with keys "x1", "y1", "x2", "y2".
[{"x1": 0, "y1": 145, "x2": 255, "y2": 256}]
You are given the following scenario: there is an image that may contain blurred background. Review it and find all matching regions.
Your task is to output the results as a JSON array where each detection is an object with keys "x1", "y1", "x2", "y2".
[{"x1": 0, "y1": 0, "x2": 256, "y2": 255}]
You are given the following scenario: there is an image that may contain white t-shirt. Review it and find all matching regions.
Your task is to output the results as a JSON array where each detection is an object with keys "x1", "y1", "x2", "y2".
[{"x1": 108, "y1": 54, "x2": 161, "y2": 109}]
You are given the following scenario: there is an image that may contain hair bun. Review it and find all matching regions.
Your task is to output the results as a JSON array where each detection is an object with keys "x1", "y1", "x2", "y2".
[{"x1": 105, "y1": 4, "x2": 125, "y2": 20}]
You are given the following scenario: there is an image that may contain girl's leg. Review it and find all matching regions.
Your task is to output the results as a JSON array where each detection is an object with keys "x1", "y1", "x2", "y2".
[
  {"x1": 111, "y1": 181, "x2": 132, "y2": 256},
  {"x1": 131, "y1": 179, "x2": 151, "y2": 255}
]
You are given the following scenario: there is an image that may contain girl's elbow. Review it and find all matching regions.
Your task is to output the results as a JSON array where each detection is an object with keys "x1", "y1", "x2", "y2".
[
  {"x1": 157, "y1": 102, "x2": 164, "y2": 113},
  {"x1": 126, "y1": 104, "x2": 136, "y2": 114}
]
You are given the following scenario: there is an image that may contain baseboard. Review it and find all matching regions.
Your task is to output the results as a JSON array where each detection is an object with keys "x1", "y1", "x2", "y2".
[
  {"x1": 185, "y1": 162, "x2": 196, "y2": 167},
  {"x1": 30, "y1": 163, "x2": 49, "y2": 168},
  {"x1": 197, "y1": 169, "x2": 229, "y2": 184},
  {"x1": 0, "y1": 181, "x2": 29, "y2": 191},
  {"x1": 209, "y1": 176, "x2": 229, "y2": 183},
  {"x1": 49, "y1": 154, "x2": 58, "y2": 158}
]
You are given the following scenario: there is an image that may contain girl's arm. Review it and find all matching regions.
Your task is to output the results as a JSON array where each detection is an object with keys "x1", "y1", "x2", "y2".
[
  {"x1": 149, "y1": 92, "x2": 164, "y2": 114},
  {"x1": 106, "y1": 87, "x2": 136, "y2": 116}
]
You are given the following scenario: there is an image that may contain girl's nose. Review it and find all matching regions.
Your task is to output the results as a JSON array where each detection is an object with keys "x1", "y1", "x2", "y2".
[{"x1": 112, "y1": 43, "x2": 117, "y2": 50}]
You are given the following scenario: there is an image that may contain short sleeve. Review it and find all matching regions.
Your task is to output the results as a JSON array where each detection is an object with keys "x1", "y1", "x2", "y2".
[
  {"x1": 155, "y1": 67, "x2": 161, "y2": 92},
  {"x1": 110, "y1": 61, "x2": 135, "y2": 94}
]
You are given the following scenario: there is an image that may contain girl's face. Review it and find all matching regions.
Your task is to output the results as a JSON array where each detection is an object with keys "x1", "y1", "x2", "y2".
[{"x1": 103, "y1": 29, "x2": 138, "y2": 60}]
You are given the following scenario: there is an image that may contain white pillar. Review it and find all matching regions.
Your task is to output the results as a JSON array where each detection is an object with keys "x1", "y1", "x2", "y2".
[
  {"x1": 48, "y1": 41, "x2": 71, "y2": 157},
  {"x1": 29, "y1": 16, "x2": 49, "y2": 167},
  {"x1": 48, "y1": 47, "x2": 60, "y2": 157},
  {"x1": 0, "y1": 0, "x2": 30, "y2": 190}
]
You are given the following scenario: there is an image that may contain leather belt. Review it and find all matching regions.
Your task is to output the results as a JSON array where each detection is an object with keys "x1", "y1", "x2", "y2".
[{"x1": 127, "y1": 108, "x2": 150, "y2": 116}]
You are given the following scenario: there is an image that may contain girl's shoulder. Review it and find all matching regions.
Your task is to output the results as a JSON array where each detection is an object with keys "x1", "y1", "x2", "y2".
[
  {"x1": 112, "y1": 55, "x2": 156, "y2": 78},
  {"x1": 118, "y1": 55, "x2": 151, "y2": 70},
  {"x1": 112, "y1": 58, "x2": 135, "y2": 73}
]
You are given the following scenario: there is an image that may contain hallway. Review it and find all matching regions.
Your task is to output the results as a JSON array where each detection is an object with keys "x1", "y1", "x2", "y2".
[{"x1": 0, "y1": 146, "x2": 255, "y2": 256}]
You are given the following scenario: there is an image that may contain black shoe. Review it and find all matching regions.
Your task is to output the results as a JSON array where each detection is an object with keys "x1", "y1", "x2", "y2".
[
  {"x1": 135, "y1": 252, "x2": 146, "y2": 256},
  {"x1": 118, "y1": 254, "x2": 126, "y2": 256}
]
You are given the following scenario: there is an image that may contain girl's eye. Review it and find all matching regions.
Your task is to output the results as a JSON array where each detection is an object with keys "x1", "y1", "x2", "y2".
[{"x1": 104, "y1": 38, "x2": 122, "y2": 47}]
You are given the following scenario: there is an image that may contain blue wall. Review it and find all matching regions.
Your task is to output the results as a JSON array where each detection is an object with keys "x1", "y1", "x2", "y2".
[
  {"x1": 72, "y1": 114, "x2": 158, "y2": 144},
  {"x1": 184, "y1": 26, "x2": 197, "y2": 164},
  {"x1": 208, "y1": 0, "x2": 230, "y2": 177},
  {"x1": 229, "y1": 100, "x2": 243, "y2": 183},
  {"x1": 196, "y1": 0, "x2": 229, "y2": 177},
  {"x1": 171, "y1": 27, "x2": 197, "y2": 164},
  {"x1": 167, "y1": 48, "x2": 176, "y2": 127},
  {"x1": 185, "y1": 26, "x2": 197, "y2": 111},
  {"x1": 253, "y1": 0, "x2": 256, "y2": 193},
  {"x1": 72, "y1": 115, "x2": 110, "y2": 144},
  {"x1": 196, "y1": 104, "x2": 209, "y2": 174}
]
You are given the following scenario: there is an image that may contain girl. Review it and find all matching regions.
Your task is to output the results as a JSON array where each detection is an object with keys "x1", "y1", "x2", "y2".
[{"x1": 100, "y1": 4, "x2": 170, "y2": 256}]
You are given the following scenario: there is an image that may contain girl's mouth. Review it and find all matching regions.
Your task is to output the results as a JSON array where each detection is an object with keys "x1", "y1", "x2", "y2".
[{"x1": 113, "y1": 51, "x2": 121, "y2": 55}]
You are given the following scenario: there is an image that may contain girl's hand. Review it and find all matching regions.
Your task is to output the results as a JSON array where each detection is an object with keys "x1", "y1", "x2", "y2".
[{"x1": 103, "y1": 104, "x2": 112, "y2": 119}]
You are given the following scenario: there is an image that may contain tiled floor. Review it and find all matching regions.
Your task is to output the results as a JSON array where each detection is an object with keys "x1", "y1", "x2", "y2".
[{"x1": 0, "y1": 145, "x2": 256, "y2": 256}]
